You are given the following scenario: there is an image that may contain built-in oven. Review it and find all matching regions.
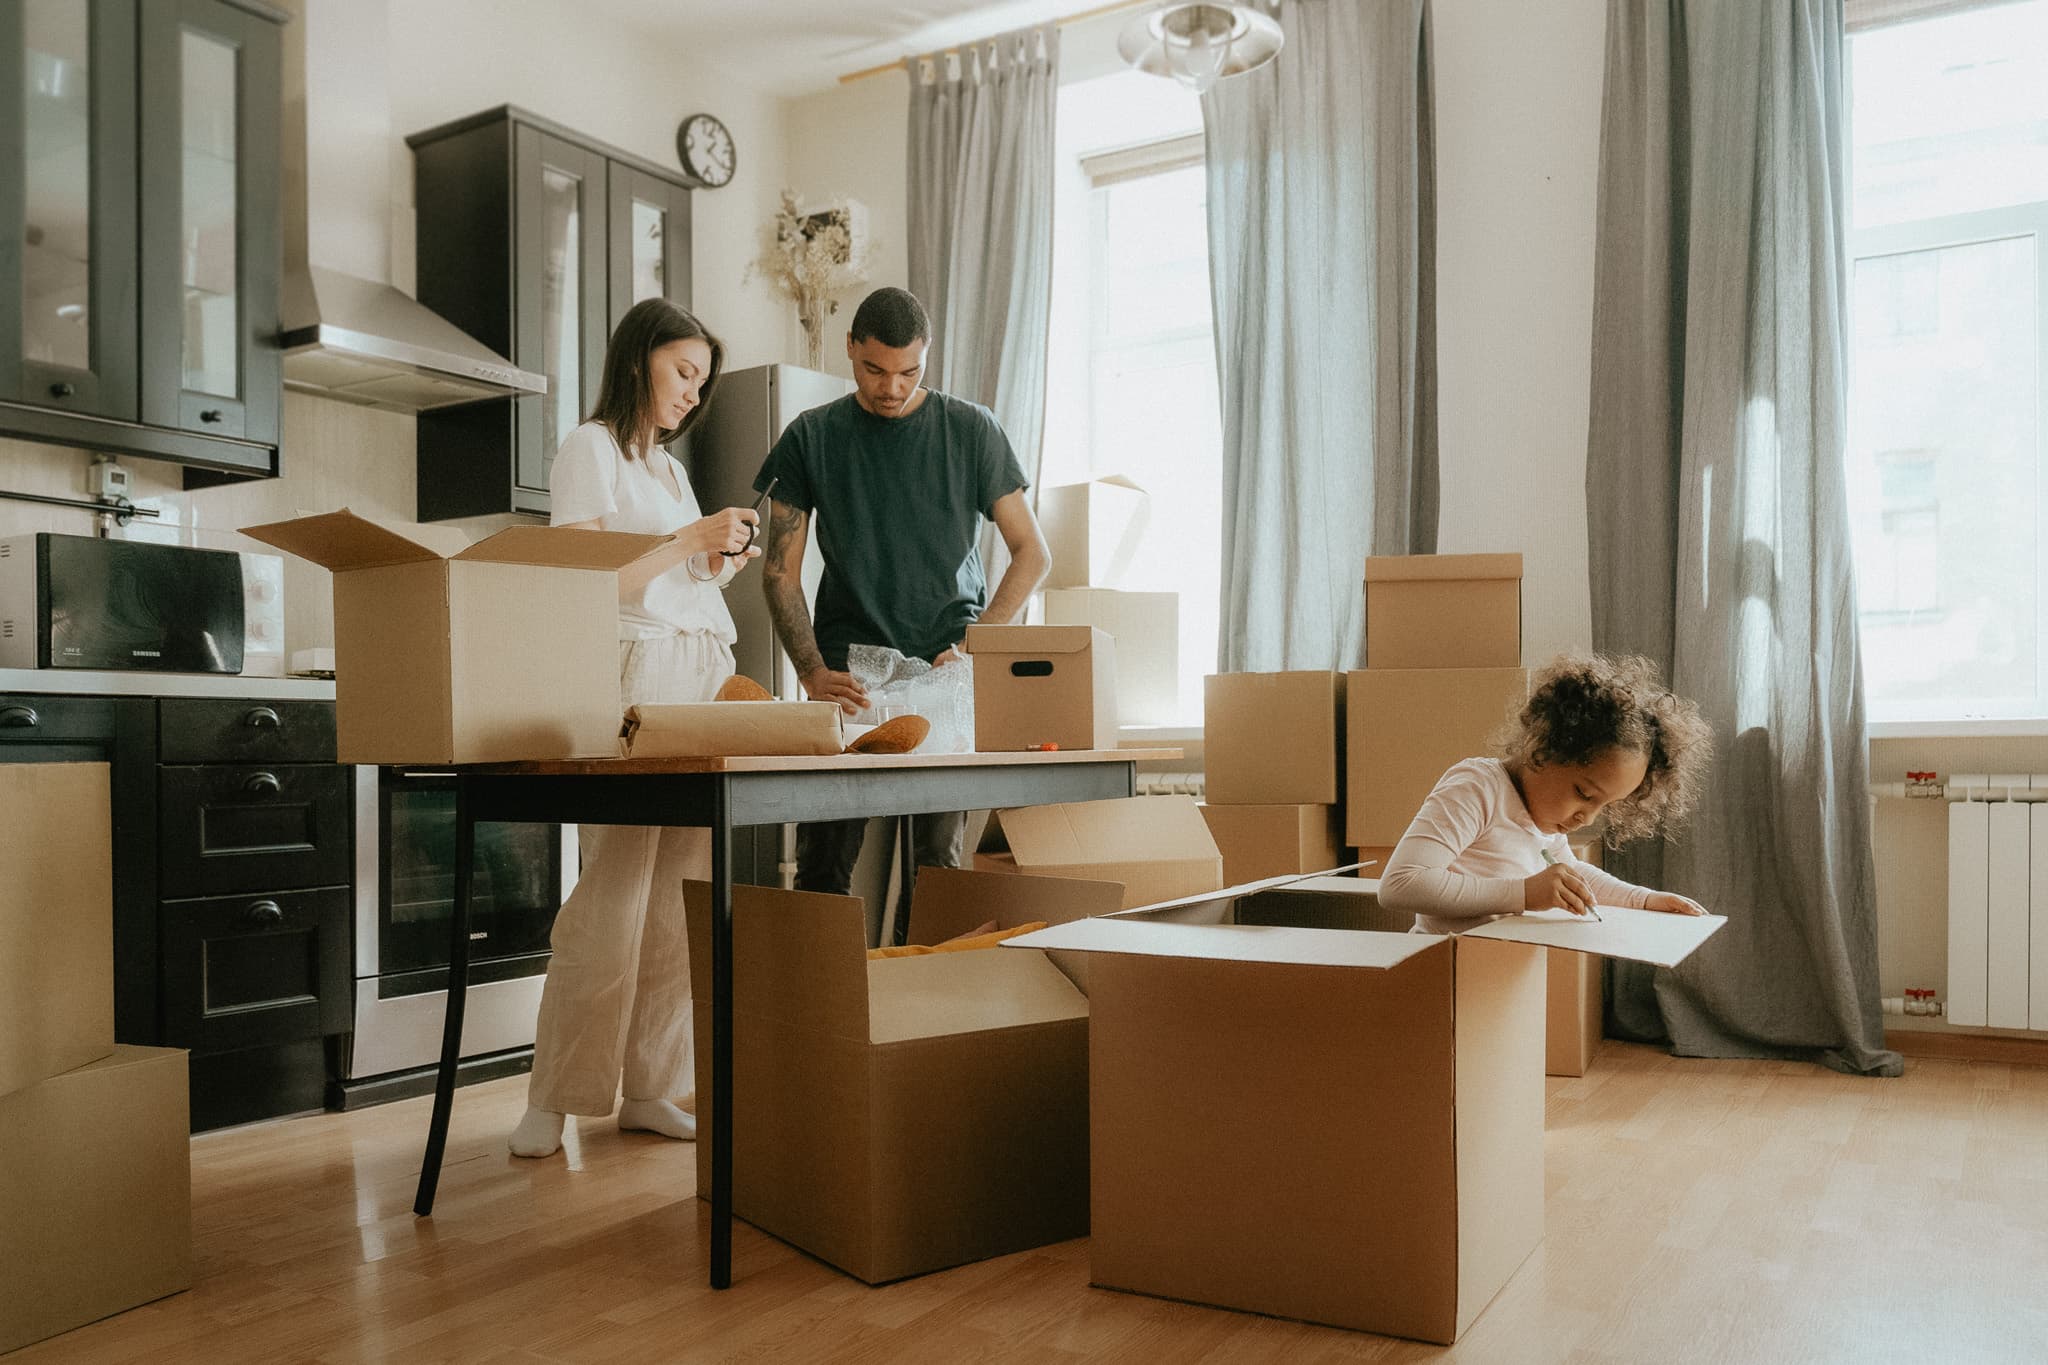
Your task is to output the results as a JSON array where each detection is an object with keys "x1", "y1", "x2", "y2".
[{"x1": 336, "y1": 765, "x2": 576, "y2": 1095}]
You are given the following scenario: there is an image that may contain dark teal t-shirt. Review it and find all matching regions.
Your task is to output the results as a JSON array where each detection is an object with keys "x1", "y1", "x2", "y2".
[{"x1": 756, "y1": 390, "x2": 1027, "y2": 669}]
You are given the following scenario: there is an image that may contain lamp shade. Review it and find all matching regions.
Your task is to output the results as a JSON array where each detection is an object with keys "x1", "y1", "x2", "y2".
[{"x1": 1117, "y1": 2, "x2": 1284, "y2": 94}]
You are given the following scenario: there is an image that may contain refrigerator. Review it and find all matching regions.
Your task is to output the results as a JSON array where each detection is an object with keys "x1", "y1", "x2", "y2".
[{"x1": 682, "y1": 363, "x2": 851, "y2": 889}]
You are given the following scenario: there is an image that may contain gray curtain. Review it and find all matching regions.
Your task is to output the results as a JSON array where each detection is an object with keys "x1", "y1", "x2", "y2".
[
  {"x1": 905, "y1": 23, "x2": 1058, "y2": 549},
  {"x1": 1586, "y1": 0, "x2": 1899, "y2": 1076},
  {"x1": 1204, "y1": 0, "x2": 1436, "y2": 672}
]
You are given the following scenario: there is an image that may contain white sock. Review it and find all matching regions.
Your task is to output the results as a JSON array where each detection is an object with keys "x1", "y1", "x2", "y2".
[
  {"x1": 617, "y1": 1097, "x2": 696, "y2": 1141},
  {"x1": 508, "y1": 1104, "x2": 565, "y2": 1158}
]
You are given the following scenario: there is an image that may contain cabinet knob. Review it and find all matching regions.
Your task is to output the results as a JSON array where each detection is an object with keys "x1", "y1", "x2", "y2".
[
  {"x1": 49, "y1": 381, "x2": 76, "y2": 400},
  {"x1": 243, "y1": 900, "x2": 285, "y2": 929},
  {"x1": 0, "y1": 705, "x2": 40, "y2": 728},
  {"x1": 244, "y1": 771, "x2": 282, "y2": 795},
  {"x1": 200, "y1": 408, "x2": 225, "y2": 424},
  {"x1": 243, "y1": 706, "x2": 281, "y2": 729}
]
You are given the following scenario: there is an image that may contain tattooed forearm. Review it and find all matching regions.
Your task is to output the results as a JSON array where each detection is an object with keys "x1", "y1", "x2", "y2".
[{"x1": 761, "y1": 500, "x2": 826, "y2": 678}]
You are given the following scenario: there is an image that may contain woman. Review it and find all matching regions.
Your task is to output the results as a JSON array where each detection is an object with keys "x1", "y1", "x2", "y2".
[{"x1": 510, "y1": 298, "x2": 758, "y2": 1158}]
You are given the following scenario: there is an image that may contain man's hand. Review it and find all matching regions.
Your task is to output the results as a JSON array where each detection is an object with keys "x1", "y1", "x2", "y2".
[
  {"x1": 933, "y1": 641, "x2": 967, "y2": 667},
  {"x1": 801, "y1": 666, "x2": 870, "y2": 715}
]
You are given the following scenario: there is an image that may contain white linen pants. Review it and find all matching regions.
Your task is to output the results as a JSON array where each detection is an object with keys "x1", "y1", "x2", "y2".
[{"x1": 527, "y1": 632, "x2": 732, "y2": 1116}]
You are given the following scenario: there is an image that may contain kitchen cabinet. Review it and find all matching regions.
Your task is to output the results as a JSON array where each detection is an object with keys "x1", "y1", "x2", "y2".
[
  {"x1": 409, "y1": 106, "x2": 696, "y2": 521},
  {"x1": 0, "y1": 0, "x2": 283, "y2": 479}
]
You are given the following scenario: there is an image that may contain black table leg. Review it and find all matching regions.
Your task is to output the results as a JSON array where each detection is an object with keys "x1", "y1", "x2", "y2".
[
  {"x1": 414, "y1": 776, "x2": 475, "y2": 1216},
  {"x1": 892, "y1": 814, "x2": 915, "y2": 947},
  {"x1": 709, "y1": 776, "x2": 734, "y2": 1289}
]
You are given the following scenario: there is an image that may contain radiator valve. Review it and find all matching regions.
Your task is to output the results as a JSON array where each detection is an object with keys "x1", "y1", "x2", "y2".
[{"x1": 1905, "y1": 771, "x2": 1942, "y2": 798}]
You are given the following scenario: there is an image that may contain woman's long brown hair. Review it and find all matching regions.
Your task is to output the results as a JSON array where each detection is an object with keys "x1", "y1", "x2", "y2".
[{"x1": 587, "y1": 297, "x2": 726, "y2": 460}]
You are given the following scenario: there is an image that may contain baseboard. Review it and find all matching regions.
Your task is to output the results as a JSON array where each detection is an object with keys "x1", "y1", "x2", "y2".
[{"x1": 1887, "y1": 1028, "x2": 2048, "y2": 1067}]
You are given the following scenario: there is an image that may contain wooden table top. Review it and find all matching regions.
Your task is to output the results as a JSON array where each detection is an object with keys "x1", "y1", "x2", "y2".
[{"x1": 449, "y1": 747, "x2": 1185, "y2": 777}]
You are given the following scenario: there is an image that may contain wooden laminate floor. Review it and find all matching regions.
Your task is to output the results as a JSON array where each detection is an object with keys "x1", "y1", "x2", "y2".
[{"x1": 11, "y1": 1043, "x2": 2048, "y2": 1364}]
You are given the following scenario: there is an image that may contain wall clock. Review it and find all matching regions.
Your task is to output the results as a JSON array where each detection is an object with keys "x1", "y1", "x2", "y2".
[{"x1": 677, "y1": 112, "x2": 735, "y2": 189}]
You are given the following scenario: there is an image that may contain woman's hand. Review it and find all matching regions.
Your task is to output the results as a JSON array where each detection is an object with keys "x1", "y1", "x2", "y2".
[
  {"x1": 681, "y1": 506, "x2": 759, "y2": 558},
  {"x1": 1523, "y1": 863, "x2": 1595, "y2": 917},
  {"x1": 1643, "y1": 891, "x2": 1708, "y2": 917}
]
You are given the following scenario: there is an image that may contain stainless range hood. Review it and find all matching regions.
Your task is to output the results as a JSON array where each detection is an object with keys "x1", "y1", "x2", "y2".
[
  {"x1": 276, "y1": 0, "x2": 544, "y2": 414},
  {"x1": 280, "y1": 268, "x2": 545, "y2": 412}
]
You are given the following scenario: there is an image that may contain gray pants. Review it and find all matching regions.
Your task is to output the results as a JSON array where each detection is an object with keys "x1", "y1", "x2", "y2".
[{"x1": 794, "y1": 812, "x2": 967, "y2": 934}]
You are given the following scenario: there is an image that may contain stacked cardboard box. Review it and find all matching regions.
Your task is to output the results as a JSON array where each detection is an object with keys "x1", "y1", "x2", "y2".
[
  {"x1": 1200, "y1": 672, "x2": 1350, "y2": 884},
  {"x1": 1035, "y1": 476, "x2": 1179, "y2": 727},
  {"x1": 1, "y1": 764, "x2": 191, "y2": 1355}
]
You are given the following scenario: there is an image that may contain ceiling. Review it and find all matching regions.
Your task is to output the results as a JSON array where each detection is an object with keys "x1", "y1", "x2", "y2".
[{"x1": 574, "y1": 0, "x2": 1139, "y2": 96}]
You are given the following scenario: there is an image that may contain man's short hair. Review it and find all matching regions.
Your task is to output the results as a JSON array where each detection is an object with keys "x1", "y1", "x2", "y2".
[{"x1": 849, "y1": 288, "x2": 931, "y2": 349}]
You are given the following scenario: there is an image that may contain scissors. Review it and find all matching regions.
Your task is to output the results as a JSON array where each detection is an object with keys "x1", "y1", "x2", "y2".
[{"x1": 723, "y1": 476, "x2": 777, "y2": 558}]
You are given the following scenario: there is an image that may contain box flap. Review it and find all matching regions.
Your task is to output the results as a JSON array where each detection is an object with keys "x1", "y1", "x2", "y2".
[
  {"x1": 1002, "y1": 916, "x2": 1442, "y2": 970},
  {"x1": 909, "y1": 865, "x2": 1123, "y2": 944},
  {"x1": 1466, "y1": 905, "x2": 1726, "y2": 967},
  {"x1": 1103, "y1": 865, "x2": 1371, "y2": 922},
  {"x1": 866, "y1": 948, "x2": 1087, "y2": 1044},
  {"x1": 981, "y1": 795, "x2": 1217, "y2": 868},
  {"x1": 1364, "y1": 552, "x2": 1524, "y2": 584},
  {"x1": 964, "y1": 623, "x2": 1099, "y2": 657},
  {"x1": 681, "y1": 881, "x2": 871, "y2": 1040},
  {"x1": 239, "y1": 508, "x2": 467, "y2": 570},
  {"x1": 454, "y1": 525, "x2": 674, "y2": 571},
  {"x1": 623, "y1": 701, "x2": 843, "y2": 758}
]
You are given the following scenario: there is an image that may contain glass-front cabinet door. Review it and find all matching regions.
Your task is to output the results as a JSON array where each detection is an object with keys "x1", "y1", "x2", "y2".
[
  {"x1": 1, "y1": 0, "x2": 138, "y2": 420},
  {"x1": 606, "y1": 165, "x2": 692, "y2": 340},
  {"x1": 513, "y1": 129, "x2": 607, "y2": 507},
  {"x1": 138, "y1": 0, "x2": 278, "y2": 447}
]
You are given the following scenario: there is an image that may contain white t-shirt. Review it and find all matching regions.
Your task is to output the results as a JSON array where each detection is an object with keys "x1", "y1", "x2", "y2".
[
  {"x1": 548, "y1": 421, "x2": 739, "y2": 643},
  {"x1": 1377, "y1": 757, "x2": 1652, "y2": 934}
]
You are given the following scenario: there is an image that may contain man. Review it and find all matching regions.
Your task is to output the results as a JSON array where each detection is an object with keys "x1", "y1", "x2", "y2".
[{"x1": 756, "y1": 287, "x2": 1051, "y2": 897}]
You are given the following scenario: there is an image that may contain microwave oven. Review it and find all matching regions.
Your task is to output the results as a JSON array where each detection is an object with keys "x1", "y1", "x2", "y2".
[{"x1": 0, "y1": 532, "x2": 246, "y2": 673}]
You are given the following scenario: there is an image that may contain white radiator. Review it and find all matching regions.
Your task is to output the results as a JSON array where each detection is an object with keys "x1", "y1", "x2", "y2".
[{"x1": 1945, "y1": 774, "x2": 2048, "y2": 1029}]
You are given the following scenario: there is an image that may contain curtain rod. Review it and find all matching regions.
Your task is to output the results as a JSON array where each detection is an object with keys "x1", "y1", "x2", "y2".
[{"x1": 837, "y1": 0, "x2": 1152, "y2": 84}]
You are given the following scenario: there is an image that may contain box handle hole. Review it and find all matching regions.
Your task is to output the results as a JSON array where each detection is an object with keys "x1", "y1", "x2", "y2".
[{"x1": 1010, "y1": 660, "x2": 1054, "y2": 678}]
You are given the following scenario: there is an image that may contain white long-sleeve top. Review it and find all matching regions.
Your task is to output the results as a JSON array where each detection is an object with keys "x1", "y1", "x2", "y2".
[
  {"x1": 549, "y1": 421, "x2": 740, "y2": 642},
  {"x1": 1378, "y1": 757, "x2": 1654, "y2": 935}
]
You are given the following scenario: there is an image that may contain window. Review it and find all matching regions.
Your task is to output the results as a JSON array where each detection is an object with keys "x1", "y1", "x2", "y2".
[
  {"x1": 1043, "y1": 71, "x2": 1218, "y2": 726},
  {"x1": 1847, "y1": 1, "x2": 2048, "y2": 720}
]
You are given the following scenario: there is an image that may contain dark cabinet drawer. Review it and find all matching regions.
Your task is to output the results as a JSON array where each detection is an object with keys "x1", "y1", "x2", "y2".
[
  {"x1": 159, "y1": 699, "x2": 337, "y2": 764},
  {"x1": 160, "y1": 887, "x2": 350, "y2": 1054},
  {"x1": 158, "y1": 763, "x2": 352, "y2": 897},
  {"x1": 0, "y1": 694, "x2": 118, "y2": 746}
]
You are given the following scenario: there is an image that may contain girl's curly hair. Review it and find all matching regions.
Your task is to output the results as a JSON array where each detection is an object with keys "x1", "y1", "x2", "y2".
[{"x1": 1497, "y1": 653, "x2": 1712, "y2": 844}]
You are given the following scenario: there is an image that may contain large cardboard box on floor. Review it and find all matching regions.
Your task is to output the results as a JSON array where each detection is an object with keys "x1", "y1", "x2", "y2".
[
  {"x1": 1548, "y1": 839, "x2": 1608, "y2": 1077},
  {"x1": 1203, "y1": 671, "x2": 1345, "y2": 805},
  {"x1": 1007, "y1": 878, "x2": 1723, "y2": 1343},
  {"x1": 975, "y1": 794, "x2": 1224, "y2": 909},
  {"x1": 1041, "y1": 588, "x2": 1179, "y2": 725},
  {"x1": 0, "y1": 1045, "x2": 192, "y2": 1354},
  {"x1": 242, "y1": 509, "x2": 671, "y2": 764},
  {"x1": 686, "y1": 871, "x2": 1112, "y2": 1284},
  {"x1": 1, "y1": 762, "x2": 114, "y2": 1099},
  {"x1": 1365, "y1": 553, "x2": 1523, "y2": 670},
  {"x1": 1039, "y1": 474, "x2": 1147, "y2": 588},
  {"x1": 966, "y1": 624, "x2": 1118, "y2": 753},
  {"x1": 1346, "y1": 666, "x2": 1529, "y2": 847},
  {"x1": 1199, "y1": 802, "x2": 1345, "y2": 886}
]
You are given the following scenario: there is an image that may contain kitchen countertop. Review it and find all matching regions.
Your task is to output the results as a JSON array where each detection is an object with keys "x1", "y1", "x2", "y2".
[{"x1": 0, "y1": 668, "x2": 336, "y2": 701}]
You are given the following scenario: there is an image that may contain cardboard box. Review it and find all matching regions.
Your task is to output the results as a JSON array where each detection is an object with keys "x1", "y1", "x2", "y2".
[
  {"x1": 975, "y1": 795, "x2": 1224, "y2": 910},
  {"x1": 621, "y1": 701, "x2": 844, "y2": 758},
  {"x1": 1, "y1": 763, "x2": 114, "y2": 1099},
  {"x1": 1549, "y1": 839, "x2": 1606, "y2": 1078},
  {"x1": 0, "y1": 1046, "x2": 192, "y2": 1354},
  {"x1": 1041, "y1": 588, "x2": 1179, "y2": 726},
  {"x1": 1346, "y1": 667, "x2": 1529, "y2": 847},
  {"x1": 1007, "y1": 880, "x2": 1723, "y2": 1343},
  {"x1": 1039, "y1": 474, "x2": 1147, "y2": 589},
  {"x1": 1199, "y1": 803, "x2": 1345, "y2": 886},
  {"x1": 685, "y1": 872, "x2": 1105, "y2": 1284},
  {"x1": 1203, "y1": 671, "x2": 1345, "y2": 805},
  {"x1": 966, "y1": 624, "x2": 1117, "y2": 753},
  {"x1": 242, "y1": 509, "x2": 671, "y2": 764},
  {"x1": 1365, "y1": 553, "x2": 1523, "y2": 670}
]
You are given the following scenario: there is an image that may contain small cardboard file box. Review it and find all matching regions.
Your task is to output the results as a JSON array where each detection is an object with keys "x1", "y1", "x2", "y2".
[
  {"x1": 242, "y1": 510, "x2": 671, "y2": 764},
  {"x1": 966, "y1": 624, "x2": 1117, "y2": 753},
  {"x1": 1008, "y1": 878, "x2": 1723, "y2": 1344}
]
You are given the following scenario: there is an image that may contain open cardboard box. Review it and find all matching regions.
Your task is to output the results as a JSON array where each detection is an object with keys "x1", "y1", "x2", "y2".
[
  {"x1": 974, "y1": 794, "x2": 1224, "y2": 910},
  {"x1": 242, "y1": 509, "x2": 672, "y2": 764},
  {"x1": 1005, "y1": 876, "x2": 1723, "y2": 1343},
  {"x1": 684, "y1": 868, "x2": 1121, "y2": 1285}
]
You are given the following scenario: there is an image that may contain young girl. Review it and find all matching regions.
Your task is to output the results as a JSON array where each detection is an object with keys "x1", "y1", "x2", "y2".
[
  {"x1": 1378, "y1": 653, "x2": 1714, "y2": 935},
  {"x1": 510, "y1": 298, "x2": 759, "y2": 1159}
]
